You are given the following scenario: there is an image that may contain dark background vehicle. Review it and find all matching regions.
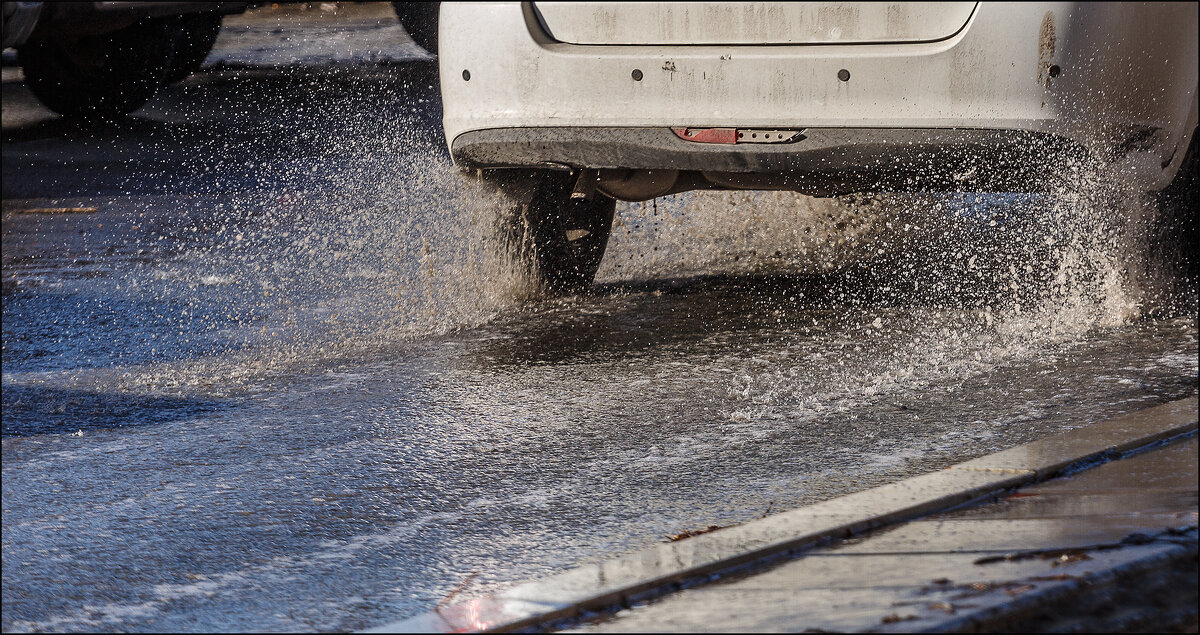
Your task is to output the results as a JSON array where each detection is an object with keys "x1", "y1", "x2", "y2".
[{"x1": 1, "y1": 1, "x2": 439, "y2": 119}]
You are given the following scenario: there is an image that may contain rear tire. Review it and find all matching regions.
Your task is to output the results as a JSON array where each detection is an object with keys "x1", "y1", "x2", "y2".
[
  {"x1": 1153, "y1": 128, "x2": 1198, "y2": 279},
  {"x1": 18, "y1": 18, "x2": 176, "y2": 119},
  {"x1": 488, "y1": 170, "x2": 617, "y2": 293}
]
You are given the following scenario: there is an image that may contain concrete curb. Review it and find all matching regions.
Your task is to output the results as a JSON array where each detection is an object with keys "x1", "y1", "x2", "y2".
[
  {"x1": 923, "y1": 535, "x2": 1199, "y2": 633},
  {"x1": 365, "y1": 396, "x2": 1198, "y2": 633}
]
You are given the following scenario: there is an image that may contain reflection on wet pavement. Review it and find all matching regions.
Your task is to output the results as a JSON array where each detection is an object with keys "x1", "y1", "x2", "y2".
[
  {"x1": 2, "y1": 5, "x2": 1197, "y2": 632},
  {"x1": 4, "y1": 218, "x2": 1195, "y2": 630}
]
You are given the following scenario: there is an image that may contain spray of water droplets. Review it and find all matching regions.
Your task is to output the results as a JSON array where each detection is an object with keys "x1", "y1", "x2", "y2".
[
  {"x1": 593, "y1": 151, "x2": 1193, "y2": 422},
  {"x1": 5, "y1": 66, "x2": 1194, "y2": 410}
]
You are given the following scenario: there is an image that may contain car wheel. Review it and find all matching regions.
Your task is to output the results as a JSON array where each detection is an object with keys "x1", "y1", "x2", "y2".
[
  {"x1": 17, "y1": 18, "x2": 176, "y2": 119},
  {"x1": 392, "y1": 1, "x2": 439, "y2": 54},
  {"x1": 1152, "y1": 128, "x2": 1198, "y2": 280},
  {"x1": 488, "y1": 170, "x2": 617, "y2": 293},
  {"x1": 165, "y1": 13, "x2": 223, "y2": 84}
]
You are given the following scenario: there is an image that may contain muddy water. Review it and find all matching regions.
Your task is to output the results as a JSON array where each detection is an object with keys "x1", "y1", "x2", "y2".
[{"x1": 3, "y1": 17, "x2": 1197, "y2": 630}]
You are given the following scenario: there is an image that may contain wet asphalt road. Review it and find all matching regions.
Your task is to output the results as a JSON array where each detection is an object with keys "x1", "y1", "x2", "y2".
[{"x1": 3, "y1": 4, "x2": 1198, "y2": 632}]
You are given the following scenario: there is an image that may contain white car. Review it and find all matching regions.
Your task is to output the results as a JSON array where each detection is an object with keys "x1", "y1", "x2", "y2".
[{"x1": 438, "y1": 2, "x2": 1199, "y2": 291}]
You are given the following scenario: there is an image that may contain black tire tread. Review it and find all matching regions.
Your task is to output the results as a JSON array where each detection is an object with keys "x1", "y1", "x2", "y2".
[
  {"x1": 392, "y1": 1, "x2": 439, "y2": 54},
  {"x1": 165, "y1": 13, "x2": 223, "y2": 84}
]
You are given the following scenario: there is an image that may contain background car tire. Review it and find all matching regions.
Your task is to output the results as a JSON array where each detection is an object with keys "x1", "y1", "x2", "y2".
[
  {"x1": 487, "y1": 170, "x2": 617, "y2": 293},
  {"x1": 18, "y1": 18, "x2": 176, "y2": 119},
  {"x1": 392, "y1": 1, "x2": 439, "y2": 55},
  {"x1": 165, "y1": 14, "x2": 223, "y2": 84}
]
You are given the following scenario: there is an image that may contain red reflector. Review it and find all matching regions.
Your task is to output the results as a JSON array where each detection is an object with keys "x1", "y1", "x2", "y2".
[{"x1": 672, "y1": 127, "x2": 738, "y2": 144}]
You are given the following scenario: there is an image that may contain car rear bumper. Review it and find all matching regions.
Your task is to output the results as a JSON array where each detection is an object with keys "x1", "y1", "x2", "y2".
[
  {"x1": 452, "y1": 126, "x2": 1087, "y2": 198},
  {"x1": 439, "y1": 2, "x2": 1198, "y2": 192}
]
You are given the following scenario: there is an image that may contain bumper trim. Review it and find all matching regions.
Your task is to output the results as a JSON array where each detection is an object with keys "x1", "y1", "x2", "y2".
[{"x1": 452, "y1": 126, "x2": 1089, "y2": 195}]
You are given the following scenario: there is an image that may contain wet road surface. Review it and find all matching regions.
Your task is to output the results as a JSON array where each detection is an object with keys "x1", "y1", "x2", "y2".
[{"x1": 3, "y1": 4, "x2": 1197, "y2": 632}]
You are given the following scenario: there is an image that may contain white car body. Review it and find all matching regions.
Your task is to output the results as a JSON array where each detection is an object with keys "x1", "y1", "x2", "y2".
[{"x1": 438, "y1": 2, "x2": 1198, "y2": 199}]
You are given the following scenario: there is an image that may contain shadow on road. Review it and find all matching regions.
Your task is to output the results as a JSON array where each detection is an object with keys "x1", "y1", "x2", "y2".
[{"x1": 1, "y1": 384, "x2": 231, "y2": 438}]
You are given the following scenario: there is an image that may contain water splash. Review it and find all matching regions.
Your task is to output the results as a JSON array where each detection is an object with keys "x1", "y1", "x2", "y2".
[
  {"x1": 4, "y1": 67, "x2": 1192, "y2": 408},
  {"x1": 589, "y1": 152, "x2": 1188, "y2": 421}
]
